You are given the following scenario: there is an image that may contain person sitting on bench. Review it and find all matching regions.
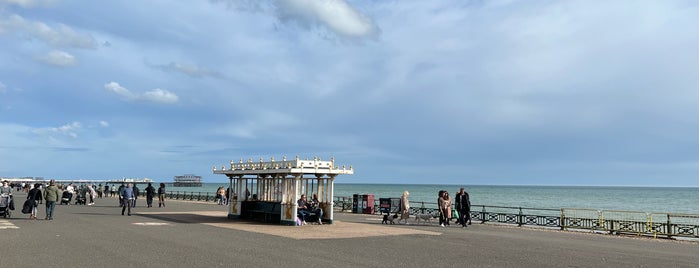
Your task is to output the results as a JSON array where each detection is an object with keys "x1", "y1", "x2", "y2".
[
  {"x1": 310, "y1": 193, "x2": 324, "y2": 225},
  {"x1": 297, "y1": 194, "x2": 322, "y2": 225}
]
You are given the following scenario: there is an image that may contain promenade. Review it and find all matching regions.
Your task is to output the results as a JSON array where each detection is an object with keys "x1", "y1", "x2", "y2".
[{"x1": 2, "y1": 192, "x2": 697, "y2": 268}]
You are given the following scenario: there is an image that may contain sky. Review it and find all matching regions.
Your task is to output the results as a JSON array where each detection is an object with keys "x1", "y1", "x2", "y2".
[{"x1": 1, "y1": 0, "x2": 699, "y2": 186}]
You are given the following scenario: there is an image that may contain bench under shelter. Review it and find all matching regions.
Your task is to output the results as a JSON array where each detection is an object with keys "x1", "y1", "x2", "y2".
[{"x1": 213, "y1": 156, "x2": 353, "y2": 225}]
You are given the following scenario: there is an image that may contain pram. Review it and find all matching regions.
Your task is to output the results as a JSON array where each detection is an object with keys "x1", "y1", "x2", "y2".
[
  {"x1": 61, "y1": 191, "x2": 73, "y2": 205},
  {"x1": 75, "y1": 194, "x2": 86, "y2": 205},
  {"x1": 0, "y1": 194, "x2": 12, "y2": 218}
]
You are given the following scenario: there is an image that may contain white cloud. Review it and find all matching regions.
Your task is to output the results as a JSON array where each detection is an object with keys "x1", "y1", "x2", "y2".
[
  {"x1": 276, "y1": 0, "x2": 378, "y2": 39},
  {"x1": 141, "y1": 88, "x2": 179, "y2": 104},
  {"x1": 216, "y1": 0, "x2": 379, "y2": 40},
  {"x1": 32, "y1": 121, "x2": 82, "y2": 139},
  {"x1": 0, "y1": 0, "x2": 55, "y2": 8},
  {"x1": 104, "y1": 82, "x2": 179, "y2": 104},
  {"x1": 0, "y1": 82, "x2": 6, "y2": 93},
  {"x1": 99, "y1": 121, "x2": 109, "y2": 127},
  {"x1": 104, "y1": 82, "x2": 137, "y2": 100},
  {"x1": 153, "y1": 62, "x2": 222, "y2": 78},
  {"x1": 38, "y1": 50, "x2": 77, "y2": 67},
  {"x1": 1, "y1": 14, "x2": 98, "y2": 49}
]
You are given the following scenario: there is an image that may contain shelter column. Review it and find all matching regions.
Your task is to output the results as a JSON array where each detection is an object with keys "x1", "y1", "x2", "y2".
[
  {"x1": 328, "y1": 175, "x2": 335, "y2": 224},
  {"x1": 228, "y1": 175, "x2": 243, "y2": 219}
]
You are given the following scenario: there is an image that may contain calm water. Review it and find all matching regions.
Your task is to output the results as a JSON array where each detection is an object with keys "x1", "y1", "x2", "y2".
[{"x1": 145, "y1": 183, "x2": 699, "y2": 214}]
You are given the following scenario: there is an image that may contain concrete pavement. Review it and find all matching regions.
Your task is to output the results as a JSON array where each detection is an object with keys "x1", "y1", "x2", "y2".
[{"x1": 1, "y1": 191, "x2": 697, "y2": 267}]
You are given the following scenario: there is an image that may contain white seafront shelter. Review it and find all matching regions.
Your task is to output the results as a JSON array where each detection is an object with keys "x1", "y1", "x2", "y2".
[{"x1": 213, "y1": 156, "x2": 353, "y2": 226}]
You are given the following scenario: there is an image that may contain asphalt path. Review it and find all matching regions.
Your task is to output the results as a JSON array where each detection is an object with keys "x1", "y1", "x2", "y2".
[{"x1": 1, "y1": 192, "x2": 697, "y2": 268}]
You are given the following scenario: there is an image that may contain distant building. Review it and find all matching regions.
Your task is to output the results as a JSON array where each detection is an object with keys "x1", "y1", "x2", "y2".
[{"x1": 173, "y1": 174, "x2": 202, "y2": 187}]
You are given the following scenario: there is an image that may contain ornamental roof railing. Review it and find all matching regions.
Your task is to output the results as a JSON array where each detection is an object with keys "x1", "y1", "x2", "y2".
[{"x1": 213, "y1": 155, "x2": 353, "y2": 176}]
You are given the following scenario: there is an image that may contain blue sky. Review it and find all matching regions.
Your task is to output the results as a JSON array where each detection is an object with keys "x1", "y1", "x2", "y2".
[{"x1": 1, "y1": 0, "x2": 699, "y2": 186}]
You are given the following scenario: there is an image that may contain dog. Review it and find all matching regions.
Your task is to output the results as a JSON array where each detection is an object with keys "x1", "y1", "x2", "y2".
[
  {"x1": 382, "y1": 214, "x2": 398, "y2": 224},
  {"x1": 414, "y1": 213, "x2": 437, "y2": 225}
]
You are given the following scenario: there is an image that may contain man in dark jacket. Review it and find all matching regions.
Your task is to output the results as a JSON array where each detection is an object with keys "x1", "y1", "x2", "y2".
[
  {"x1": 132, "y1": 184, "x2": 140, "y2": 207},
  {"x1": 144, "y1": 183, "x2": 155, "y2": 208},
  {"x1": 455, "y1": 187, "x2": 471, "y2": 227}
]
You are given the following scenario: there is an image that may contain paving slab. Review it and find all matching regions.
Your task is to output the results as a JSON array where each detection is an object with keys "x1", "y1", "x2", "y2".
[{"x1": 2, "y1": 192, "x2": 698, "y2": 268}]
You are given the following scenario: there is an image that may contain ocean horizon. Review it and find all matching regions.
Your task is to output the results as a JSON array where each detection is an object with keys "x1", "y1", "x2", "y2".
[{"x1": 122, "y1": 182, "x2": 699, "y2": 215}]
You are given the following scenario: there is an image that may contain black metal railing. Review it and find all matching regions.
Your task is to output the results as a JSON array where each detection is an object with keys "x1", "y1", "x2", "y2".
[
  {"x1": 332, "y1": 196, "x2": 699, "y2": 239},
  {"x1": 120, "y1": 192, "x2": 699, "y2": 239}
]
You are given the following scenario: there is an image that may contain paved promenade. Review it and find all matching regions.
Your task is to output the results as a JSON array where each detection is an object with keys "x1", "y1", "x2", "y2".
[{"x1": 2, "y1": 192, "x2": 698, "y2": 267}]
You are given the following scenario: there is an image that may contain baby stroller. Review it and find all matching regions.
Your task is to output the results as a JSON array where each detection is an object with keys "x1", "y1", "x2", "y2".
[
  {"x1": 61, "y1": 191, "x2": 73, "y2": 205},
  {"x1": 0, "y1": 194, "x2": 13, "y2": 218},
  {"x1": 75, "y1": 193, "x2": 87, "y2": 205}
]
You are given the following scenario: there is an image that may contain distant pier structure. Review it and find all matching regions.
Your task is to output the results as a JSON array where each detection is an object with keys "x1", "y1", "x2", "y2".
[
  {"x1": 214, "y1": 155, "x2": 353, "y2": 225},
  {"x1": 104, "y1": 178, "x2": 153, "y2": 185},
  {"x1": 173, "y1": 174, "x2": 203, "y2": 187}
]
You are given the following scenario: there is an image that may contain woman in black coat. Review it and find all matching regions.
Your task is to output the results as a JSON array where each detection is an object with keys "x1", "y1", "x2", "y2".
[{"x1": 26, "y1": 183, "x2": 42, "y2": 220}]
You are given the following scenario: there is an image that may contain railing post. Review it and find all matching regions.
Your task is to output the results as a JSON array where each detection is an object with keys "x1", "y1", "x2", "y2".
[
  {"x1": 560, "y1": 208, "x2": 565, "y2": 230},
  {"x1": 667, "y1": 214, "x2": 673, "y2": 239},
  {"x1": 518, "y1": 207, "x2": 523, "y2": 227},
  {"x1": 481, "y1": 205, "x2": 486, "y2": 224}
]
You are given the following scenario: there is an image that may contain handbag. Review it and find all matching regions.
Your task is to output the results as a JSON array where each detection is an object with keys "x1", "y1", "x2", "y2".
[
  {"x1": 22, "y1": 189, "x2": 39, "y2": 214},
  {"x1": 22, "y1": 199, "x2": 33, "y2": 214}
]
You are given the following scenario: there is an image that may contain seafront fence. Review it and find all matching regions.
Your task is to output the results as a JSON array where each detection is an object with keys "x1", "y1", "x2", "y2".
[
  {"x1": 332, "y1": 196, "x2": 699, "y2": 240},
  {"x1": 142, "y1": 191, "x2": 698, "y2": 239}
]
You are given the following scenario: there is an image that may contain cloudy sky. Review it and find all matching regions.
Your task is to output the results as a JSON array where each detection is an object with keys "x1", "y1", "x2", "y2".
[{"x1": 1, "y1": 0, "x2": 698, "y2": 186}]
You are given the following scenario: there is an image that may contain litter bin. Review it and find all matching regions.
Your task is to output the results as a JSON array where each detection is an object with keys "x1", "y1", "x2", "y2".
[{"x1": 352, "y1": 194, "x2": 375, "y2": 214}]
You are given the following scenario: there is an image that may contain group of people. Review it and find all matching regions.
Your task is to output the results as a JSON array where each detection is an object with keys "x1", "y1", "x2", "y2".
[
  {"x1": 395, "y1": 187, "x2": 472, "y2": 228},
  {"x1": 297, "y1": 193, "x2": 324, "y2": 225},
  {"x1": 1, "y1": 180, "x2": 169, "y2": 219},
  {"x1": 117, "y1": 182, "x2": 167, "y2": 215},
  {"x1": 4, "y1": 180, "x2": 61, "y2": 220},
  {"x1": 437, "y1": 188, "x2": 472, "y2": 227}
]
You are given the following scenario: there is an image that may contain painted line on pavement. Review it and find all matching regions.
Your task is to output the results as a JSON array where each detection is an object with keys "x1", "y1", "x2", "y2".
[{"x1": 0, "y1": 220, "x2": 19, "y2": 229}]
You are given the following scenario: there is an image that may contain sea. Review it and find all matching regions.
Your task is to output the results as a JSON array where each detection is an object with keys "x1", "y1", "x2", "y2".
[{"x1": 147, "y1": 183, "x2": 699, "y2": 214}]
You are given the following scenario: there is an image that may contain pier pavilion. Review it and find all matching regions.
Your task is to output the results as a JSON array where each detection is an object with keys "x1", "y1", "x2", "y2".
[{"x1": 213, "y1": 156, "x2": 353, "y2": 225}]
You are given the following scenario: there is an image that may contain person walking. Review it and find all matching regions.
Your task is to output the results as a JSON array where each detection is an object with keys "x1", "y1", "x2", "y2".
[
  {"x1": 455, "y1": 187, "x2": 471, "y2": 227},
  {"x1": 438, "y1": 190, "x2": 446, "y2": 227},
  {"x1": 117, "y1": 183, "x2": 125, "y2": 206},
  {"x1": 87, "y1": 184, "x2": 96, "y2": 205},
  {"x1": 145, "y1": 183, "x2": 155, "y2": 208},
  {"x1": 26, "y1": 183, "x2": 42, "y2": 220},
  {"x1": 0, "y1": 180, "x2": 12, "y2": 195},
  {"x1": 443, "y1": 191, "x2": 452, "y2": 226},
  {"x1": 158, "y1": 183, "x2": 166, "y2": 207},
  {"x1": 217, "y1": 187, "x2": 226, "y2": 205},
  {"x1": 120, "y1": 183, "x2": 134, "y2": 216},
  {"x1": 400, "y1": 190, "x2": 410, "y2": 224},
  {"x1": 43, "y1": 180, "x2": 60, "y2": 220},
  {"x1": 1, "y1": 180, "x2": 13, "y2": 212},
  {"x1": 132, "y1": 184, "x2": 140, "y2": 207}
]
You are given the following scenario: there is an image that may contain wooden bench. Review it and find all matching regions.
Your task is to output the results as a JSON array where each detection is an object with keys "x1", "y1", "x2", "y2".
[{"x1": 241, "y1": 201, "x2": 281, "y2": 223}]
